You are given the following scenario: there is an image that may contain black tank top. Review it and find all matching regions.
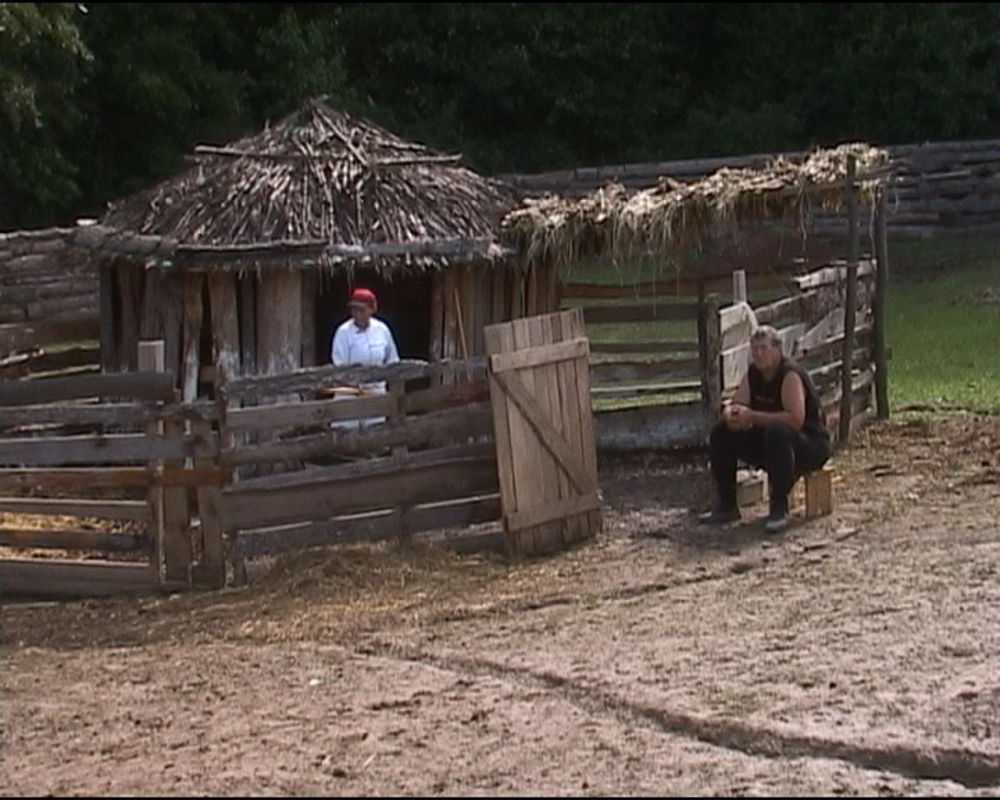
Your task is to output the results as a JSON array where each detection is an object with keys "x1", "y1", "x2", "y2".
[{"x1": 748, "y1": 357, "x2": 828, "y2": 440}]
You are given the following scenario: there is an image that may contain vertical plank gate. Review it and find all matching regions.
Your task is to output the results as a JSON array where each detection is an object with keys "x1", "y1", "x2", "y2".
[{"x1": 484, "y1": 308, "x2": 602, "y2": 557}]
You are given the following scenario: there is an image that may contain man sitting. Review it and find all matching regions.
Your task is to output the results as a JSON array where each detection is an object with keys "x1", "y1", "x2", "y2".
[{"x1": 698, "y1": 325, "x2": 831, "y2": 532}]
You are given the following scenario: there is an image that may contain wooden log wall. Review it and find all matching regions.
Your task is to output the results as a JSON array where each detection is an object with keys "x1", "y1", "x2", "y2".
[
  {"x1": 0, "y1": 228, "x2": 101, "y2": 379},
  {"x1": 500, "y1": 137, "x2": 1000, "y2": 237}
]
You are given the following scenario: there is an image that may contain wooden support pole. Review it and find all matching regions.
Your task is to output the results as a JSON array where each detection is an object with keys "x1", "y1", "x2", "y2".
[
  {"x1": 874, "y1": 186, "x2": 890, "y2": 420},
  {"x1": 98, "y1": 263, "x2": 116, "y2": 373},
  {"x1": 732, "y1": 269, "x2": 748, "y2": 305},
  {"x1": 138, "y1": 339, "x2": 165, "y2": 586},
  {"x1": 698, "y1": 289, "x2": 722, "y2": 437},
  {"x1": 839, "y1": 155, "x2": 860, "y2": 447}
]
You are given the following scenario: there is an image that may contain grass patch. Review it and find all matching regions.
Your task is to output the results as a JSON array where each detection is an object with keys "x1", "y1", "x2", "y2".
[{"x1": 889, "y1": 235, "x2": 1000, "y2": 414}]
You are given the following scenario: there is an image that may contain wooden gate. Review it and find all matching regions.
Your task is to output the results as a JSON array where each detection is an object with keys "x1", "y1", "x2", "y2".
[{"x1": 484, "y1": 308, "x2": 602, "y2": 556}]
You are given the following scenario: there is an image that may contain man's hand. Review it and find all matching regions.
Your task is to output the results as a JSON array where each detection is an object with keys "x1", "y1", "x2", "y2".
[{"x1": 722, "y1": 402, "x2": 753, "y2": 431}]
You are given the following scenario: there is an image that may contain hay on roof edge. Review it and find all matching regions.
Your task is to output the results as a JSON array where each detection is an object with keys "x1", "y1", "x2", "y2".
[{"x1": 501, "y1": 142, "x2": 890, "y2": 268}]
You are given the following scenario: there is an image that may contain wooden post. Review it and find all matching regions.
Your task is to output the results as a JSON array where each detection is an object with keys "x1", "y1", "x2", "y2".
[
  {"x1": 732, "y1": 269, "x2": 748, "y2": 305},
  {"x1": 874, "y1": 186, "x2": 890, "y2": 420},
  {"x1": 182, "y1": 273, "x2": 205, "y2": 403},
  {"x1": 698, "y1": 290, "x2": 722, "y2": 437},
  {"x1": 300, "y1": 270, "x2": 317, "y2": 367},
  {"x1": 98, "y1": 262, "x2": 116, "y2": 373},
  {"x1": 838, "y1": 155, "x2": 860, "y2": 447},
  {"x1": 138, "y1": 339, "x2": 165, "y2": 586},
  {"x1": 238, "y1": 273, "x2": 257, "y2": 376}
]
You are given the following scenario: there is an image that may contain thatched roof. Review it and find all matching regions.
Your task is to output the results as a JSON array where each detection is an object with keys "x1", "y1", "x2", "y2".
[
  {"x1": 501, "y1": 142, "x2": 891, "y2": 268},
  {"x1": 98, "y1": 98, "x2": 519, "y2": 272}
]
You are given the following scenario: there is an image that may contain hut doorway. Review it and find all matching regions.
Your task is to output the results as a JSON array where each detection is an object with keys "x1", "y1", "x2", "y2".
[{"x1": 314, "y1": 269, "x2": 433, "y2": 364}]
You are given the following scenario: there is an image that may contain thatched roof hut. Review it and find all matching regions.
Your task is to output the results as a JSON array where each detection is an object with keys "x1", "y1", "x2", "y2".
[
  {"x1": 501, "y1": 142, "x2": 891, "y2": 271},
  {"x1": 83, "y1": 99, "x2": 559, "y2": 397}
]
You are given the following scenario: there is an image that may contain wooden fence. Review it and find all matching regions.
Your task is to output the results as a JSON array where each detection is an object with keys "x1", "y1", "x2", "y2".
[
  {"x1": 568, "y1": 257, "x2": 883, "y2": 451},
  {"x1": 0, "y1": 362, "x2": 224, "y2": 597},
  {"x1": 0, "y1": 354, "x2": 510, "y2": 597}
]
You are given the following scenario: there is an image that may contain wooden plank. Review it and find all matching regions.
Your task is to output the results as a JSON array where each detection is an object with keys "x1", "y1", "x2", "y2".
[
  {"x1": 0, "y1": 319, "x2": 99, "y2": 353},
  {"x1": 0, "y1": 431, "x2": 214, "y2": 467},
  {"x1": 789, "y1": 259, "x2": 877, "y2": 291},
  {"x1": 138, "y1": 336, "x2": 166, "y2": 584},
  {"x1": 0, "y1": 399, "x2": 216, "y2": 431},
  {"x1": 238, "y1": 273, "x2": 257, "y2": 376},
  {"x1": 493, "y1": 369, "x2": 593, "y2": 494},
  {"x1": 181, "y1": 272, "x2": 204, "y2": 402},
  {"x1": 429, "y1": 271, "x2": 444, "y2": 362},
  {"x1": 402, "y1": 380, "x2": 489, "y2": 414},
  {"x1": 226, "y1": 358, "x2": 485, "y2": 399},
  {"x1": 561, "y1": 271, "x2": 789, "y2": 300},
  {"x1": 234, "y1": 494, "x2": 502, "y2": 558},
  {"x1": 98, "y1": 264, "x2": 116, "y2": 372},
  {"x1": 229, "y1": 442, "x2": 495, "y2": 494},
  {"x1": 0, "y1": 345, "x2": 100, "y2": 380},
  {"x1": 0, "y1": 529, "x2": 146, "y2": 552},
  {"x1": 0, "y1": 371, "x2": 176, "y2": 406},
  {"x1": 590, "y1": 357, "x2": 701, "y2": 385},
  {"x1": 504, "y1": 316, "x2": 540, "y2": 554},
  {"x1": 874, "y1": 188, "x2": 890, "y2": 419},
  {"x1": 225, "y1": 394, "x2": 397, "y2": 432},
  {"x1": 698, "y1": 293, "x2": 722, "y2": 429},
  {"x1": 192, "y1": 418, "x2": 225, "y2": 588},
  {"x1": 547, "y1": 312, "x2": 579, "y2": 545},
  {"x1": 753, "y1": 291, "x2": 820, "y2": 326},
  {"x1": 525, "y1": 313, "x2": 564, "y2": 552},
  {"x1": 489, "y1": 338, "x2": 589, "y2": 374},
  {"x1": 300, "y1": 270, "x2": 317, "y2": 367},
  {"x1": 209, "y1": 272, "x2": 241, "y2": 386},
  {"x1": 117, "y1": 263, "x2": 141, "y2": 372},
  {"x1": 483, "y1": 320, "x2": 518, "y2": 557},
  {"x1": 258, "y1": 269, "x2": 302, "y2": 377},
  {"x1": 221, "y1": 455, "x2": 499, "y2": 532},
  {"x1": 591, "y1": 381, "x2": 702, "y2": 397},
  {"x1": 222, "y1": 402, "x2": 492, "y2": 466},
  {"x1": 0, "y1": 497, "x2": 151, "y2": 521},
  {"x1": 839, "y1": 156, "x2": 860, "y2": 446},
  {"x1": 0, "y1": 558, "x2": 155, "y2": 598},
  {"x1": 581, "y1": 302, "x2": 699, "y2": 325},
  {"x1": 490, "y1": 267, "x2": 506, "y2": 325},
  {"x1": 732, "y1": 270, "x2": 748, "y2": 304},
  {"x1": 442, "y1": 267, "x2": 459, "y2": 360},
  {"x1": 589, "y1": 340, "x2": 699, "y2": 354},
  {"x1": 0, "y1": 465, "x2": 224, "y2": 494},
  {"x1": 505, "y1": 491, "x2": 601, "y2": 533}
]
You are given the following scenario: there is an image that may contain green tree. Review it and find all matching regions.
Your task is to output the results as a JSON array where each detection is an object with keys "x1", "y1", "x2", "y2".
[{"x1": 0, "y1": 2, "x2": 91, "y2": 228}]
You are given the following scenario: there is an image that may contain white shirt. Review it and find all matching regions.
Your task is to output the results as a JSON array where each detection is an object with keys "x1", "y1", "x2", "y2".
[{"x1": 330, "y1": 316, "x2": 400, "y2": 414}]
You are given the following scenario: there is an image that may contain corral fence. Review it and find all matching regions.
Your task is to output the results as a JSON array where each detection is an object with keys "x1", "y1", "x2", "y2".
[
  {"x1": 572, "y1": 257, "x2": 884, "y2": 452},
  {"x1": 0, "y1": 310, "x2": 600, "y2": 598}
]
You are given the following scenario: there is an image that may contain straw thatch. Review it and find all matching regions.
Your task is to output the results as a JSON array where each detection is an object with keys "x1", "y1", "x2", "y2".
[
  {"x1": 99, "y1": 98, "x2": 519, "y2": 272},
  {"x1": 501, "y1": 142, "x2": 890, "y2": 268}
]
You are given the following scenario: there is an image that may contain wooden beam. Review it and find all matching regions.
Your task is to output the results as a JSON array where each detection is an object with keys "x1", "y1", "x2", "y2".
[
  {"x1": 489, "y1": 338, "x2": 589, "y2": 374},
  {"x1": 0, "y1": 372, "x2": 176, "y2": 406},
  {"x1": 0, "y1": 558, "x2": 155, "y2": 598},
  {"x1": 505, "y1": 491, "x2": 601, "y2": 533},
  {"x1": 873, "y1": 188, "x2": 890, "y2": 419},
  {"x1": 0, "y1": 497, "x2": 151, "y2": 521},
  {"x1": 220, "y1": 455, "x2": 498, "y2": 532},
  {"x1": 0, "y1": 432, "x2": 214, "y2": 467},
  {"x1": 0, "y1": 529, "x2": 146, "y2": 552},
  {"x1": 581, "y1": 302, "x2": 699, "y2": 324},
  {"x1": 839, "y1": 156, "x2": 860, "y2": 446}
]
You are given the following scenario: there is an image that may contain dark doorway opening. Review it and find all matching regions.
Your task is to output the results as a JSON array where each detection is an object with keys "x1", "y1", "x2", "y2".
[{"x1": 314, "y1": 269, "x2": 432, "y2": 365}]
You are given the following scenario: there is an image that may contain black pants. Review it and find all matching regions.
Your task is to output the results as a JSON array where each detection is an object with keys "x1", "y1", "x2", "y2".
[{"x1": 709, "y1": 422, "x2": 831, "y2": 514}]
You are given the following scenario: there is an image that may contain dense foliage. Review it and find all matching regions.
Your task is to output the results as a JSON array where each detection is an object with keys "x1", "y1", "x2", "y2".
[{"x1": 4, "y1": 2, "x2": 1000, "y2": 229}]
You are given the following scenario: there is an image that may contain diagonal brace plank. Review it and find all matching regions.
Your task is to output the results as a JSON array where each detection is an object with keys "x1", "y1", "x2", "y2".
[{"x1": 493, "y1": 369, "x2": 593, "y2": 494}]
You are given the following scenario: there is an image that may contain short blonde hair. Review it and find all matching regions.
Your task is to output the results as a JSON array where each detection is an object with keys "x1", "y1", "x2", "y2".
[{"x1": 750, "y1": 325, "x2": 782, "y2": 351}]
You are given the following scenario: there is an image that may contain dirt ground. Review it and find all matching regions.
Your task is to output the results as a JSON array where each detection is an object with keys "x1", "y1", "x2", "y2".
[{"x1": 2, "y1": 412, "x2": 999, "y2": 797}]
